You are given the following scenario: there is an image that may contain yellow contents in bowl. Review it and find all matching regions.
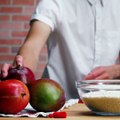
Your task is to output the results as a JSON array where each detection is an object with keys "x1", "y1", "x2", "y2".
[{"x1": 83, "y1": 91, "x2": 120, "y2": 113}]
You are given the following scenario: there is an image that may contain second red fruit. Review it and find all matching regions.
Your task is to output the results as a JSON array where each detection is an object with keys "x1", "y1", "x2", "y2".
[{"x1": 1, "y1": 65, "x2": 35, "y2": 85}]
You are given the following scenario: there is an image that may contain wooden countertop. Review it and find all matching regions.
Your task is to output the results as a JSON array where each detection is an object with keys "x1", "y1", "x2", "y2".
[{"x1": 0, "y1": 103, "x2": 120, "y2": 120}]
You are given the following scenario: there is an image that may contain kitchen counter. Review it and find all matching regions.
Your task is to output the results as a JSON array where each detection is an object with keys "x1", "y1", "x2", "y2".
[{"x1": 0, "y1": 103, "x2": 120, "y2": 120}]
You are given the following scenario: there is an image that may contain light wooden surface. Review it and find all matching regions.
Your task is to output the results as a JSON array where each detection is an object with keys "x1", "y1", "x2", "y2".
[{"x1": 0, "y1": 103, "x2": 120, "y2": 120}]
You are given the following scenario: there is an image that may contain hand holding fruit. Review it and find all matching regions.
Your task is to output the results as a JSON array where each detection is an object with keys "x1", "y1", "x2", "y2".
[
  {"x1": 1, "y1": 55, "x2": 23, "y2": 78},
  {"x1": 0, "y1": 55, "x2": 35, "y2": 85},
  {"x1": 0, "y1": 55, "x2": 66, "y2": 115}
]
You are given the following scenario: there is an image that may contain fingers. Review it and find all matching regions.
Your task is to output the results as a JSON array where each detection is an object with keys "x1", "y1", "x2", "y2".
[
  {"x1": 15, "y1": 55, "x2": 23, "y2": 66},
  {"x1": 1, "y1": 55, "x2": 23, "y2": 78},
  {"x1": 84, "y1": 67, "x2": 106, "y2": 80},
  {"x1": 95, "y1": 73, "x2": 109, "y2": 80},
  {"x1": 0, "y1": 55, "x2": 23, "y2": 79},
  {"x1": 1, "y1": 63, "x2": 12, "y2": 78},
  {"x1": 84, "y1": 74, "x2": 95, "y2": 80}
]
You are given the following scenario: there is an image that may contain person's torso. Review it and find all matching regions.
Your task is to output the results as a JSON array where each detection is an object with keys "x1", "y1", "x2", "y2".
[{"x1": 43, "y1": 0, "x2": 120, "y2": 99}]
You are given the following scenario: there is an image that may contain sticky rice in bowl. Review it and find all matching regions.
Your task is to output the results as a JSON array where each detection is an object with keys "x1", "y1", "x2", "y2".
[{"x1": 76, "y1": 80, "x2": 120, "y2": 115}]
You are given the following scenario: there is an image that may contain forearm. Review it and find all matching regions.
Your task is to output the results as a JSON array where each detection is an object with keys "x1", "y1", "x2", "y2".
[
  {"x1": 14, "y1": 20, "x2": 51, "y2": 72},
  {"x1": 18, "y1": 41, "x2": 40, "y2": 72}
]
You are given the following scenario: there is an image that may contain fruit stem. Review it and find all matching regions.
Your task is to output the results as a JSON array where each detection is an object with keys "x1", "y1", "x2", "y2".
[{"x1": 16, "y1": 65, "x2": 22, "y2": 70}]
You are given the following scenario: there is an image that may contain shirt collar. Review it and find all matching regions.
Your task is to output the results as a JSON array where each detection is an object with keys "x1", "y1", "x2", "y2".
[{"x1": 87, "y1": 0, "x2": 104, "y2": 7}]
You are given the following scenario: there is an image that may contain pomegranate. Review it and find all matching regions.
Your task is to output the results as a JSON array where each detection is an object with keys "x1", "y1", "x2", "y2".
[
  {"x1": 28, "y1": 78, "x2": 66, "y2": 112},
  {"x1": 1, "y1": 65, "x2": 35, "y2": 85},
  {"x1": 0, "y1": 79, "x2": 30, "y2": 114}
]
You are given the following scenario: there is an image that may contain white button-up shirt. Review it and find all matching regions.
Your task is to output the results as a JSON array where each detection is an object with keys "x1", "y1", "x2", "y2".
[{"x1": 31, "y1": 0, "x2": 120, "y2": 99}]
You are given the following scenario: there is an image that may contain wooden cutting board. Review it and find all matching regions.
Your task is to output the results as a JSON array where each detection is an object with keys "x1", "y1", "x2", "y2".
[{"x1": 0, "y1": 103, "x2": 120, "y2": 120}]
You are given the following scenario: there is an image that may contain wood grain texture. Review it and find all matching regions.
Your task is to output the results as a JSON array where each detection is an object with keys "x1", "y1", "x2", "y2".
[{"x1": 0, "y1": 104, "x2": 120, "y2": 120}]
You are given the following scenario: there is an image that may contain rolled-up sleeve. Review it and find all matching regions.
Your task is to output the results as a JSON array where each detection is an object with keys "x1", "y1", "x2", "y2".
[{"x1": 31, "y1": 0, "x2": 60, "y2": 31}]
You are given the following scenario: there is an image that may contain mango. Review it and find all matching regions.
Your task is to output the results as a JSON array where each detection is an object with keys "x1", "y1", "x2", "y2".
[
  {"x1": 28, "y1": 78, "x2": 66, "y2": 112},
  {"x1": 0, "y1": 79, "x2": 30, "y2": 114}
]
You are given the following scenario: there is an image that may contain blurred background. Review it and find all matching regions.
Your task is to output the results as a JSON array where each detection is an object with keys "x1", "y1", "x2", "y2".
[{"x1": 0, "y1": 0, "x2": 48, "y2": 79}]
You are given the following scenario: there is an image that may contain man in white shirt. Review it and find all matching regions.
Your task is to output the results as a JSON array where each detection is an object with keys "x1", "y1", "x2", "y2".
[{"x1": 1, "y1": 0, "x2": 120, "y2": 99}]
